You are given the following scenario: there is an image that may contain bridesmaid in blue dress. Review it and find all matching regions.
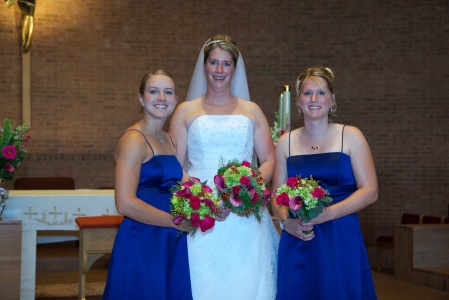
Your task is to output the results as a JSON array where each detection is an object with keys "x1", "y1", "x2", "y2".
[
  {"x1": 271, "y1": 66, "x2": 378, "y2": 300},
  {"x1": 103, "y1": 70, "x2": 193, "y2": 300}
]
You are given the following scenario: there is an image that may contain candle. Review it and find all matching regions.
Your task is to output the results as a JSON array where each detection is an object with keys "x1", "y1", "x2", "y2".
[
  {"x1": 279, "y1": 93, "x2": 284, "y2": 132},
  {"x1": 283, "y1": 85, "x2": 290, "y2": 132}
]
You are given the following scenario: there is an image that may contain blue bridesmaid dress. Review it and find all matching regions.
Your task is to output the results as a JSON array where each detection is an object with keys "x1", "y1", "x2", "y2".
[
  {"x1": 103, "y1": 131, "x2": 192, "y2": 300},
  {"x1": 276, "y1": 129, "x2": 376, "y2": 300}
]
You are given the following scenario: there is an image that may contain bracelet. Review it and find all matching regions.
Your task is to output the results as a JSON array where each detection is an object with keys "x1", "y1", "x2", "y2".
[
  {"x1": 280, "y1": 216, "x2": 289, "y2": 224},
  {"x1": 279, "y1": 216, "x2": 289, "y2": 230}
]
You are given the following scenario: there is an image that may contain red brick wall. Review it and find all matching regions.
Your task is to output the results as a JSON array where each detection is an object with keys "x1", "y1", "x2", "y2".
[{"x1": 1, "y1": 1, "x2": 448, "y2": 252}]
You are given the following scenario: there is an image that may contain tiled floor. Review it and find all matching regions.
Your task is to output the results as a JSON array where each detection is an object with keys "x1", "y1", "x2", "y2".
[{"x1": 36, "y1": 242, "x2": 449, "y2": 300}]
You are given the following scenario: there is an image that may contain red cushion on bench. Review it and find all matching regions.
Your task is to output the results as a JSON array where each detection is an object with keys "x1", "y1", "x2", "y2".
[{"x1": 75, "y1": 216, "x2": 123, "y2": 229}]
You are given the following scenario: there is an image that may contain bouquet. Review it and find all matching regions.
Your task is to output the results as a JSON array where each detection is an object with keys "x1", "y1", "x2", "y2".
[
  {"x1": 170, "y1": 176, "x2": 218, "y2": 235},
  {"x1": 0, "y1": 118, "x2": 31, "y2": 181},
  {"x1": 214, "y1": 159, "x2": 270, "y2": 221},
  {"x1": 274, "y1": 175, "x2": 333, "y2": 223}
]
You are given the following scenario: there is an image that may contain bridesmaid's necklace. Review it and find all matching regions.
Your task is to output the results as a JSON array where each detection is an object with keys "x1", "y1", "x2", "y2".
[
  {"x1": 141, "y1": 119, "x2": 165, "y2": 143},
  {"x1": 304, "y1": 129, "x2": 324, "y2": 151}
]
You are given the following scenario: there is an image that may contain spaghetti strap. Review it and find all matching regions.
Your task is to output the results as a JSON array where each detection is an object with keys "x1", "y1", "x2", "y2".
[
  {"x1": 341, "y1": 125, "x2": 346, "y2": 153},
  {"x1": 166, "y1": 133, "x2": 176, "y2": 148},
  {"x1": 288, "y1": 131, "x2": 292, "y2": 157},
  {"x1": 117, "y1": 129, "x2": 155, "y2": 156}
]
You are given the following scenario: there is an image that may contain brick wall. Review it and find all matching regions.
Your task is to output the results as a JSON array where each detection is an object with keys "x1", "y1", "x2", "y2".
[{"x1": 1, "y1": 1, "x2": 448, "y2": 251}]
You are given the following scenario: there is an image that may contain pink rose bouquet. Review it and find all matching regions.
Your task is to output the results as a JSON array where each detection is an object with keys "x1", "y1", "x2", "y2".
[
  {"x1": 214, "y1": 159, "x2": 270, "y2": 221},
  {"x1": 170, "y1": 176, "x2": 218, "y2": 235},
  {"x1": 274, "y1": 175, "x2": 333, "y2": 222},
  {"x1": 0, "y1": 118, "x2": 31, "y2": 181}
]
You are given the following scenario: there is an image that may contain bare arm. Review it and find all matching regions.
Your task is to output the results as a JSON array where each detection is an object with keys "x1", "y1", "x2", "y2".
[
  {"x1": 310, "y1": 126, "x2": 378, "y2": 225},
  {"x1": 114, "y1": 131, "x2": 178, "y2": 228},
  {"x1": 271, "y1": 131, "x2": 314, "y2": 240},
  {"x1": 169, "y1": 102, "x2": 189, "y2": 166},
  {"x1": 251, "y1": 102, "x2": 275, "y2": 184}
]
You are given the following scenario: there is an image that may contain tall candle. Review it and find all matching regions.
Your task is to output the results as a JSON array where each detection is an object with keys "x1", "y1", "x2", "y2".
[
  {"x1": 283, "y1": 85, "x2": 290, "y2": 132},
  {"x1": 279, "y1": 93, "x2": 284, "y2": 132}
]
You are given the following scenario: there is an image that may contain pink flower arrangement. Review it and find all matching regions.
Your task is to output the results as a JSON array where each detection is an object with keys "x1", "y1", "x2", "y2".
[
  {"x1": 214, "y1": 159, "x2": 270, "y2": 221},
  {"x1": 274, "y1": 175, "x2": 333, "y2": 222},
  {"x1": 170, "y1": 176, "x2": 218, "y2": 235},
  {"x1": 0, "y1": 118, "x2": 30, "y2": 181}
]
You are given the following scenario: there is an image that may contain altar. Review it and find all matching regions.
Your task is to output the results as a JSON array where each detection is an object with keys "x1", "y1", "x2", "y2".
[{"x1": 1, "y1": 189, "x2": 117, "y2": 300}]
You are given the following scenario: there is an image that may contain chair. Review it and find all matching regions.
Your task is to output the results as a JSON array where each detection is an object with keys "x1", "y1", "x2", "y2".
[
  {"x1": 421, "y1": 215, "x2": 443, "y2": 224},
  {"x1": 376, "y1": 212, "x2": 420, "y2": 272},
  {"x1": 14, "y1": 176, "x2": 75, "y2": 190},
  {"x1": 75, "y1": 215, "x2": 123, "y2": 300}
]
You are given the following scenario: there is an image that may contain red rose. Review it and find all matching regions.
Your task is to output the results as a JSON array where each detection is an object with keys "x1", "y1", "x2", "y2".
[
  {"x1": 276, "y1": 192, "x2": 290, "y2": 206},
  {"x1": 240, "y1": 175, "x2": 251, "y2": 185},
  {"x1": 189, "y1": 196, "x2": 201, "y2": 210},
  {"x1": 199, "y1": 215, "x2": 215, "y2": 232},
  {"x1": 232, "y1": 185, "x2": 241, "y2": 194},
  {"x1": 286, "y1": 177, "x2": 298, "y2": 188},
  {"x1": 190, "y1": 213, "x2": 200, "y2": 227},
  {"x1": 311, "y1": 187, "x2": 325, "y2": 198},
  {"x1": 242, "y1": 161, "x2": 251, "y2": 167}
]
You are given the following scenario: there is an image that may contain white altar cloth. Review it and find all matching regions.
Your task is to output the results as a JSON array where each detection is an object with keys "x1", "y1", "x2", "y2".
[{"x1": 2, "y1": 189, "x2": 118, "y2": 300}]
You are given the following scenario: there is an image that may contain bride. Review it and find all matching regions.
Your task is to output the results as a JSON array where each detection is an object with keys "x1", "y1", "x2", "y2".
[{"x1": 169, "y1": 34, "x2": 279, "y2": 299}]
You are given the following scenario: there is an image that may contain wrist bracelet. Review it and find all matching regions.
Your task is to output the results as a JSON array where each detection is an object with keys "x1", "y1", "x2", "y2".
[{"x1": 279, "y1": 216, "x2": 289, "y2": 230}]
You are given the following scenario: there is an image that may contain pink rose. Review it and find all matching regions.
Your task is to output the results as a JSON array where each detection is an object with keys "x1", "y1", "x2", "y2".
[
  {"x1": 276, "y1": 192, "x2": 290, "y2": 206},
  {"x1": 190, "y1": 177, "x2": 201, "y2": 184},
  {"x1": 289, "y1": 196, "x2": 304, "y2": 211},
  {"x1": 24, "y1": 135, "x2": 31, "y2": 142},
  {"x1": 202, "y1": 185, "x2": 213, "y2": 193},
  {"x1": 286, "y1": 177, "x2": 298, "y2": 188},
  {"x1": 2, "y1": 145, "x2": 17, "y2": 160},
  {"x1": 239, "y1": 175, "x2": 251, "y2": 185},
  {"x1": 202, "y1": 198, "x2": 217, "y2": 213},
  {"x1": 251, "y1": 192, "x2": 259, "y2": 204},
  {"x1": 311, "y1": 187, "x2": 325, "y2": 198},
  {"x1": 190, "y1": 213, "x2": 200, "y2": 227},
  {"x1": 173, "y1": 215, "x2": 185, "y2": 225},
  {"x1": 183, "y1": 181, "x2": 194, "y2": 188},
  {"x1": 199, "y1": 215, "x2": 215, "y2": 232},
  {"x1": 214, "y1": 174, "x2": 226, "y2": 191},
  {"x1": 174, "y1": 186, "x2": 192, "y2": 199},
  {"x1": 230, "y1": 194, "x2": 243, "y2": 207},
  {"x1": 242, "y1": 161, "x2": 251, "y2": 167},
  {"x1": 232, "y1": 185, "x2": 241, "y2": 194},
  {"x1": 247, "y1": 186, "x2": 255, "y2": 196},
  {"x1": 4, "y1": 163, "x2": 15, "y2": 173},
  {"x1": 189, "y1": 196, "x2": 201, "y2": 210}
]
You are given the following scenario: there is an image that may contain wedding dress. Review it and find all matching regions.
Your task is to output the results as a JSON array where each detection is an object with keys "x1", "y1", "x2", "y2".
[{"x1": 186, "y1": 114, "x2": 279, "y2": 300}]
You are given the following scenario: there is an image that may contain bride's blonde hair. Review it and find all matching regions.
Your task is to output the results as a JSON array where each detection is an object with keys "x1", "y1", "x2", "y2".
[{"x1": 203, "y1": 34, "x2": 239, "y2": 66}]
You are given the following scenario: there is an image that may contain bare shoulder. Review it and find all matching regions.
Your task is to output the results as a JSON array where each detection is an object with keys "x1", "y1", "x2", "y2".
[
  {"x1": 342, "y1": 124, "x2": 365, "y2": 139},
  {"x1": 175, "y1": 97, "x2": 201, "y2": 113}
]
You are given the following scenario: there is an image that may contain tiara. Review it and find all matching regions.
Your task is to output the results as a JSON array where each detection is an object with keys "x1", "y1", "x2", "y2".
[{"x1": 204, "y1": 39, "x2": 238, "y2": 49}]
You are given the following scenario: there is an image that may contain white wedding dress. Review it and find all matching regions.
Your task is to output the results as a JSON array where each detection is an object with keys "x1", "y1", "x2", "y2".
[{"x1": 186, "y1": 114, "x2": 279, "y2": 300}]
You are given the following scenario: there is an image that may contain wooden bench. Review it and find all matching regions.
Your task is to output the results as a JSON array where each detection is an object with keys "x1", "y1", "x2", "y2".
[{"x1": 75, "y1": 215, "x2": 123, "y2": 300}]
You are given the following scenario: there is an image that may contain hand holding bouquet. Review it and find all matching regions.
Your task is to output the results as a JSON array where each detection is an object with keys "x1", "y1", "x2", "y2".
[
  {"x1": 214, "y1": 159, "x2": 270, "y2": 221},
  {"x1": 170, "y1": 177, "x2": 218, "y2": 235},
  {"x1": 274, "y1": 175, "x2": 332, "y2": 223}
]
